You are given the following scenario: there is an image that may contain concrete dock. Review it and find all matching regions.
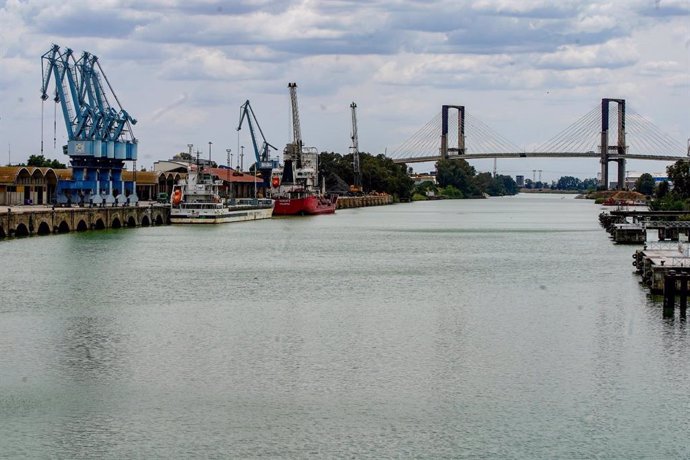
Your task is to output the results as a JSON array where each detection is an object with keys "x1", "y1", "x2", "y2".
[{"x1": 0, "y1": 203, "x2": 170, "y2": 238}]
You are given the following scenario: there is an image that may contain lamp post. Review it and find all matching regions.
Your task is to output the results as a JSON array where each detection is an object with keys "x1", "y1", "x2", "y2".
[{"x1": 240, "y1": 145, "x2": 244, "y2": 171}]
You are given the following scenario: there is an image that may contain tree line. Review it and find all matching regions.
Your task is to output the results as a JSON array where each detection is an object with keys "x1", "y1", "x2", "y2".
[
  {"x1": 8, "y1": 154, "x2": 66, "y2": 169},
  {"x1": 646, "y1": 161, "x2": 690, "y2": 210}
]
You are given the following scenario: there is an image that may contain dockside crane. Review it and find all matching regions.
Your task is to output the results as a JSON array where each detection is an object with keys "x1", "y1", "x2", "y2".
[
  {"x1": 349, "y1": 102, "x2": 363, "y2": 194},
  {"x1": 41, "y1": 44, "x2": 138, "y2": 206},
  {"x1": 237, "y1": 100, "x2": 278, "y2": 187}
]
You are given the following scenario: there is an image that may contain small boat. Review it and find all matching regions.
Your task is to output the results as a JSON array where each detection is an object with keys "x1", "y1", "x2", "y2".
[{"x1": 170, "y1": 166, "x2": 273, "y2": 224}]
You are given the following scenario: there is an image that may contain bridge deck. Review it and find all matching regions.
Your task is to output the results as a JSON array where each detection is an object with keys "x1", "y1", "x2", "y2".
[{"x1": 393, "y1": 152, "x2": 685, "y2": 164}]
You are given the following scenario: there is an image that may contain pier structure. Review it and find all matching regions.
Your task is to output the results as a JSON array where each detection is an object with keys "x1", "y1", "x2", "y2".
[
  {"x1": 336, "y1": 194, "x2": 393, "y2": 209},
  {"x1": 0, "y1": 205, "x2": 169, "y2": 239}
]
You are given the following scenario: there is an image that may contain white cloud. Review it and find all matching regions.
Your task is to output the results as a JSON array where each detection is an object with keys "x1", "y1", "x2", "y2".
[{"x1": 0, "y1": 0, "x2": 686, "y2": 178}]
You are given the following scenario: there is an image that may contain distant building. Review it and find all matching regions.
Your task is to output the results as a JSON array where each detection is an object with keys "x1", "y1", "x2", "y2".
[
  {"x1": 410, "y1": 173, "x2": 437, "y2": 185},
  {"x1": 625, "y1": 172, "x2": 668, "y2": 190},
  {"x1": 516, "y1": 175, "x2": 525, "y2": 187}
]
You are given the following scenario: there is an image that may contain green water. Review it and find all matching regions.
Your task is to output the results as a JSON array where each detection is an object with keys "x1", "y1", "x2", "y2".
[{"x1": 1, "y1": 194, "x2": 688, "y2": 458}]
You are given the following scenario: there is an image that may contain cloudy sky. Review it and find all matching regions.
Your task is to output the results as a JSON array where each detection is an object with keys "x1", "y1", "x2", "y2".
[{"x1": 0, "y1": 0, "x2": 688, "y2": 180}]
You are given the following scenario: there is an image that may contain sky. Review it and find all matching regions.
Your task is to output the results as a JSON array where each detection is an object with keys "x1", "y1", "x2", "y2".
[{"x1": 0, "y1": 0, "x2": 688, "y2": 181}]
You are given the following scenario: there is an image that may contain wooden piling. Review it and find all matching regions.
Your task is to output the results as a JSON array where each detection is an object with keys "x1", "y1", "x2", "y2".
[{"x1": 663, "y1": 270, "x2": 676, "y2": 316}]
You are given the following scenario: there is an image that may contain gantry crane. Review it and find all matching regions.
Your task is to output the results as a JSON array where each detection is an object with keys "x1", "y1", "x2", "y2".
[
  {"x1": 40, "y1": 44, "x2": 138, "y2": 206},
  {"x1": 237, "y1": 100, "x2": 278, "y2": 187},
  {"x1": 349, "y1": 102, "x2": 363, "y2": 194}
]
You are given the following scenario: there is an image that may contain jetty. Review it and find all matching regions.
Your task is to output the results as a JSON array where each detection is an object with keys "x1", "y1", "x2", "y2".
[{"x1": 0, "y1": 204, "x2": 169, "y2": 238}]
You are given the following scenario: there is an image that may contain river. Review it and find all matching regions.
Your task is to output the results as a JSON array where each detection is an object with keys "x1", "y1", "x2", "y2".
[{"x1": 1, "y1": 193, "x2": 688, "y2": 458}]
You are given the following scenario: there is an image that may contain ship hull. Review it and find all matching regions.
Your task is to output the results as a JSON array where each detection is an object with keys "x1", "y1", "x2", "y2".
[
  {"x1": 273, "y1": 194, "x2": 337, "y2": 216},
  {"x1": 170, "y1": 206, "x2": 273, "y2": 224}
]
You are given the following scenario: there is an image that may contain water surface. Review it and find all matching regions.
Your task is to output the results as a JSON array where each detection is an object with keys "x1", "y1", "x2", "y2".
[{"x1": 1, "y1": 194, "x2": 687, "y2": 458}]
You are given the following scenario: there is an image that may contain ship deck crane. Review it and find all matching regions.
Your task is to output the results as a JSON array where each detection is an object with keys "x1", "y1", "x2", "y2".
[
  {"x1": 237, "y1": 100, "x2": 278, "y2": 186},
  {"x1": 287, "y1": 82, "x2": 302, "y2": 169},
  {"x1": 279, "y1": 82, "x2": 319, "y2": 190},
  {"x1": 349, "y1": 102, "x2": 363, "y2": 194}
]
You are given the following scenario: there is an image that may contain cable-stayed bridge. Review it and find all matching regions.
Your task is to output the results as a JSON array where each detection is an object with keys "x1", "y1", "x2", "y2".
[{"x1": 388, "y1": 99, "x2": 687, "y2": 189}]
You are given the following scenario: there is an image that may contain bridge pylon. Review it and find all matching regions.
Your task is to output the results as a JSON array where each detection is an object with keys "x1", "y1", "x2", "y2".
[
  {"x1": 441, "y1": 105, "x2": 465, "y2": 160},
  {"x1": 600, "y1": 98, "x2": 626, "y2": 190}
]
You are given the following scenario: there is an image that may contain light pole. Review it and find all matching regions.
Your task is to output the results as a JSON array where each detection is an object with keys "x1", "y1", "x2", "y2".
[{"x1": 240, "y1": 145, "x2": 244, "y2": 171}]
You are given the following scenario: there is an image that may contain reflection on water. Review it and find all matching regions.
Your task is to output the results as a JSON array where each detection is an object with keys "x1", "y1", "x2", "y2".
[{"x1": 0, "y1": 194, "x2": 688, "y2": 458}]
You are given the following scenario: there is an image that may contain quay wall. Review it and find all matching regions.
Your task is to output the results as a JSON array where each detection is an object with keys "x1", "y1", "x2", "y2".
[
  {"x1": 337, "y1": 195, "x2": 393, "y2": 209},
  {"x1": 0, "y1": 205, "x2": 170, "y2": 239}
]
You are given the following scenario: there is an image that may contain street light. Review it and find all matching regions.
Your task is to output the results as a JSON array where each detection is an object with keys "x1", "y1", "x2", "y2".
[{"x1": 240, "y1": 145, "x2": 244, "y2": 171}]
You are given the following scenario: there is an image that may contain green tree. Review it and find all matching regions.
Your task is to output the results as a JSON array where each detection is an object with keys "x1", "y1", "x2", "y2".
[
  {"x1": 496, "y1": 175, "x2": 518, "y2": 195},
  {"x1": 635, "y1": 173, "x2": 655, "y2": 196},
  {"x1": 436, "y1": 159, "x2": 479, "y2": 197},
  {"x1": 667, "y1": 160, "x2": 690, "y2": 199},
  {"x1": 26, "y1": 154, "x2": 67, "y2": 168},
  {"x1": 319, "y1": 151, "x2": 414, "y2": 201},
  {"x1": 556, "y1": 176, "x2": 582, "y2": 190},
  {"x1": 656, "y1": 180, "x2": 670, "y2": 199},
  {"x1": 582, "y1": 178, "x2": 598, "y2": 191}
]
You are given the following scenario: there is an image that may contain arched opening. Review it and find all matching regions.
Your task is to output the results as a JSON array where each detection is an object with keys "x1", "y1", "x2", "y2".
[
  {"x1": 76, "y1": 220, "x2": 88, "y2": 232},
  {"x1": 37, "y1": 222, "x2": 51, "y2": 235},
  {"x1": 16, "y1": 168, "x2": 31, "y2": 205},
  {"x1": 112, "y1": 217, "x2": 122, "y2": 229},
  {"x1": 127, "y1": 216, "x2": 136, "y2": 227},
  {"x1": 94, "y1": 218, "x2": 105, "y2": 230},
  {"x1": 155, "y1": 214, "x2": 164, "y2": 225},
  {"x1": 141, "y1": 215, "x2": 151, "y2": 227},
  {"x1": 44, "y1": 169, "x2": 58, "y2": 205},
  {"x1": 57, "y1": 221, "x2": 70, "y2": 233},
  {"x1": 15, "y1": 223, "x2": 30, "y2": 237}
]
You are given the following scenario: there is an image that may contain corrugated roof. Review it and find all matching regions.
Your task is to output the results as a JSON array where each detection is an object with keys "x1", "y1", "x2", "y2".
[
  {"x1": 122, "y1": 170, "x2": 160, "y2": 184},
  {"x1": 209, "y1": 168, "x2": 263, "y2": 184}
]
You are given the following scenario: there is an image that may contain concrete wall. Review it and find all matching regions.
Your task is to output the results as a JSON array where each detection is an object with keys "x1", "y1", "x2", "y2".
[{"x1": 0, "y1": 205, "x2": 170, "y2": 239}]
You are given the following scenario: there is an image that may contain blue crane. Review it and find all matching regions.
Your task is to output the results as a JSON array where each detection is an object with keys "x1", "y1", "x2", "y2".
[
  {"x1": 237, "y1": 100, "x2": 278, "y2": 186},
  {"x1": 41, "y1": 44, "x2": 138, "y2": 206}
]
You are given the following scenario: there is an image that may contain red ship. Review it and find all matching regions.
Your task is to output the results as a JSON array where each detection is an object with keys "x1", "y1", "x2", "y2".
[
  {"x1": 273, "y1": 191, "x2": 337, "y2": 215},
  {"x1": 271, "y1": 82, "x2": 338, "y2": 216}
]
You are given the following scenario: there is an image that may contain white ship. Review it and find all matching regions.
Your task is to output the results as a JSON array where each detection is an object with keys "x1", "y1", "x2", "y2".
[{"x1": 170, "y1": 166, "x2": 273, "y2": 224}]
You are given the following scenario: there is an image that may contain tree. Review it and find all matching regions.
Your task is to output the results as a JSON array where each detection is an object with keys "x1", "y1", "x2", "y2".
[
  {"x1": 174, "y1": 151, "x2": 194, "y2": 162},
  {"x1": 436, "y1": 159, "x2": 479, "y2": 197},
  {"x1": 318, "y1": 151, "x2": 414, "y2": 200},
  {"x1": 556, "y1": 176, "x2": 582, "y2": 190},
  {"x1": 667, "y1": 160, "x2": 690, "y2": 199},
  {"x1": 26, "y1": 154, "x2": 66, "y2": 168},
  {"x1": 635, "y1": 173, "x2": 655, "y2": 196},
  {"x1": 656, "y1": 180, "x2": 670, "y2": 199}
]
